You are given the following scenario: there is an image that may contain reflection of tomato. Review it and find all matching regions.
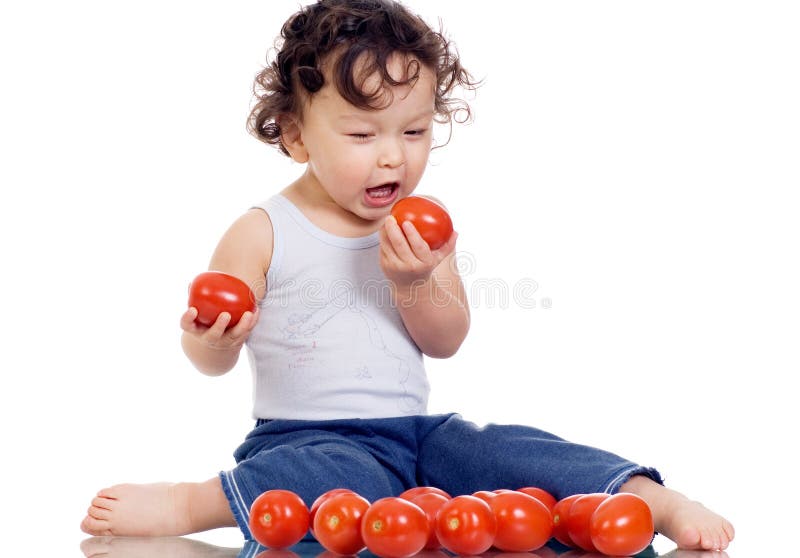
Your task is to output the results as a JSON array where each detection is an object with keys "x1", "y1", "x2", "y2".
[
  {"x1": 409, "y1": 492, "x2": 449, "y2": 549},
  {"x1": 398, "y1": 486, "x2": 452, "y2": 500},
  {"x1": 313, "y1": 491, "x2": 370, "y2": 555},
  {"x1": 566, "y1": 493, "x2": 610, "y2": 552},
  {"x1": 434, "y1": 495, "x2": 497, "y2": 556},
  {"x1": 254, "y1": 551, "x2": 301, "y2": 558},
  {"x1": 489, "y1": 491, "x2": 553, "y2": 552},
  {"x1": 188, "y1": 271, "x2": 256, "y2": 328},
  {"x1": 590, "y1": 493, "x2": 654, "y2": 556},
  {"x1": 361, "y1": 497, "x2": 429, "y2": 558},
  {"x1": 517, "y1": 486, "x2": 557, "y2": 512},
  {"x1": 552, "y1": 494, "x2": 582, "y2": 547},
  {"x1": 249, "y1": 490, "x2": 310, "y2": 549},
  {"x1": 390, "y1": 196, "x2": 453, "y2": 250}
]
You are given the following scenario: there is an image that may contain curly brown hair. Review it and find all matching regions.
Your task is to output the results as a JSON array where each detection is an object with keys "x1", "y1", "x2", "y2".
[{"x1": 247, "y1": 0, "x2": 479, "y2": 156}]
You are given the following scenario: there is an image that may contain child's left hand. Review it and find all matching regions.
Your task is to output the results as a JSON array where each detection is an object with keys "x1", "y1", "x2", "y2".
[{"x1": 379, "y1": 215, "x2": 458, "y2": 290}]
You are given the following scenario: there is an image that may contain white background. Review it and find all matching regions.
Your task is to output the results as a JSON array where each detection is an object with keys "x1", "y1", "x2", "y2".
[{"x1": 1, "y1": 1, "x2": 797, "y2": 556}]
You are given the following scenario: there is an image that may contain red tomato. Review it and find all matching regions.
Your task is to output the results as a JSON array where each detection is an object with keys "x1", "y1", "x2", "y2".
[
  {"x1": 309, "y1": 488, "x2": 355, "y2": 537},
  {"x1": 552, "y1": 494, "x2": 583, "y2": 548},
  {"x1": 390, "y1": 196, "x2": 453, "y2": 250},
  {"x1": 590, "y1": 493, "x2": 654, "y2": 556},
  {"x1": 489, "y1": 491, "x2": 554, "y2": 552},
  {"x1": 471, "y1": 490, "x2": 498, "y2": 504},
  {"x1": 409, "y1": 492, "x2": 449, "y2": 549},
  {"x1": 517, "y1": 486, "x2": 557, "y2": 512},
  {"x1": 566, "y1": 493, "x2": 610, "y2": 552},
  {"x1": 434, "y1": 495, "x2": 497, "y2": 556},
  {"x1": 188, "y1": 271, "x2": 256, "y2": 328},
  {"x1": 361, "y1": 497, "x2": 429, "y2": 558},
  {"x1": 398, "y1": 486, "x2": 452, "y2": 500},
  {"x1": 249, "y1": 489, "x2": 310, "y2": 549},
  {"x1": 313, "y1": 491, "x2": 370, "y2": 555}
]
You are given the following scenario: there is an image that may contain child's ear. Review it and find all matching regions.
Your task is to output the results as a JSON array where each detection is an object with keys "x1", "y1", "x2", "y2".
[{"x1": 279, "y1": 115, "x2": 309, "y2": 163}]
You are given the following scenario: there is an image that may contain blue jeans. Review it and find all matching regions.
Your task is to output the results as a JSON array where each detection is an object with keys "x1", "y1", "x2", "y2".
[{"x1": 219, "y1": 413, "x2": 661, "y2": 540}]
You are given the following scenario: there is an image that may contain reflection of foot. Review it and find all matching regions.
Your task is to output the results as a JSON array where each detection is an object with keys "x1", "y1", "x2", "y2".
[
  {"x1": 80, "y1": 536, "x2": 240, "y2": 558},
  {"x1": 660, "y1": 549, "x2": 730, "y2": 558}
]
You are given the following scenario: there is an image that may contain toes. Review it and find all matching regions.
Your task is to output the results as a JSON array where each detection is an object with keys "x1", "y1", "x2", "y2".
[
  {"x1": 91, "y1": 496, "x2": 114, "y2": 512},
  {"x1": 97, "y1": 486, "x2": 119, "y2": 499},
  {"x1": 699, "y1": 526, "x2": 725, "y2": 551},
  {"x1": 80, "y1": 515, "x2": 113, "y2": 536},
  {"x1": 677, "y1": 525, "x2": 701, "y2": 549},
  {"x1": 724, "y1": 519, "x2": 736, "y2": 542},
  {"x1": 87, "y1": 504, "x2": 111, "y2": 521}
]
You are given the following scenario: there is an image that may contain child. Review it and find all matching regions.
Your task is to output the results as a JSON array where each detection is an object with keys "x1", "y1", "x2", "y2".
[{"x1": 81, "y1": 0, "x2": 734, "y2": 551}]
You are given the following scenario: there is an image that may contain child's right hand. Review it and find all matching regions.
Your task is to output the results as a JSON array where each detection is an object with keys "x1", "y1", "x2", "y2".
[{"x1": 180, "y1": 305, "x2": 260, "y2": 351}]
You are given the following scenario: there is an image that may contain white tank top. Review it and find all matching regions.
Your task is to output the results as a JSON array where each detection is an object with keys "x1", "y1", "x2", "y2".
[{"x1": 245, "y1": 195, "x2": 430, "y2": 420}]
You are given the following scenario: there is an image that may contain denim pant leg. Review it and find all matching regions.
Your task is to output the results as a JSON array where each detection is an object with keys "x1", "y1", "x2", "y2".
[
  {"x1": 219, "y1": 419, "x2": 405, "y2": 540},
  {"x1": 417, "y1": 414, "x2": 662, "y2": 500}
]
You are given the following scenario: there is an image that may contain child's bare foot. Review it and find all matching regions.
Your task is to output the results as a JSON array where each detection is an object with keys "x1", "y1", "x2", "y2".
[
  {"x1": 620, "y1": 475, "x2": 735, "y2": 551},
  {"x1": 659, "y1": 497, "x2": 735, "y2": 551},
  {"x1": 80, "y1": 535, "x2": 240, "y2": 558},
  {"x1": 80, "y1": 478, "x2": 236, "y2": 536}
]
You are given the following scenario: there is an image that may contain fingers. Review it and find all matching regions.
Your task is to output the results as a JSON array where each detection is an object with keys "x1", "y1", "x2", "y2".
[
  {"x1": 225, "y1": 309, "x2": 257, "y2": 339},
  {"x1": 432, "y1": 230, "x2": 458, "y2": 258},
  {"x1": 179, "y1": 307, "x2": 200, "y2": 332},
  {"x1": 181, "y1": 304, "x2": 259, "y2": 351},
  {"x1": 383, "y1": 216, "x2": 431, "y2": 262}
]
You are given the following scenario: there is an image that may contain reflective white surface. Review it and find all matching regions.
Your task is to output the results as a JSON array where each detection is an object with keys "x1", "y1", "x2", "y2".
[{"x1": 78, "y1": 536, "x2": 731, "y2": 558}]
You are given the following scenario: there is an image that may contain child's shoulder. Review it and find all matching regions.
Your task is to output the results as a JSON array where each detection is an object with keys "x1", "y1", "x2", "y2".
[
  {"x1": 225, "y1": 207, "x2": 273, "y2": 244},
  {"x1": 208, "y1": 208, "x2": 274, "y2": 292}
]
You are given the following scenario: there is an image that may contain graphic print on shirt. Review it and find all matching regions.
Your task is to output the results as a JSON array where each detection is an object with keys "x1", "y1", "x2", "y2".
[{"x1": 279, "y1": 287, "x2": 421, "y2": 413}]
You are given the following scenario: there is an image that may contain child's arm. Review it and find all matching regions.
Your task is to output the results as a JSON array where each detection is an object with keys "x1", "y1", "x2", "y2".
[
  {"x1": 380, "y1": 215, "x2": 469, "y2": 358},
  {"x1": 180, "y1": 209, "x2": 273, "y2": 376}
]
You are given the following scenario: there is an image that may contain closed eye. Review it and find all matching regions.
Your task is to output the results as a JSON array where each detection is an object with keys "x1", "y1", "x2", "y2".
[
  {"x1": 405, "y1": 128, "x2": 430, "y2": 137},
  {"x1": 347, "y1": 133, "x2": 374, "y2": 144}
]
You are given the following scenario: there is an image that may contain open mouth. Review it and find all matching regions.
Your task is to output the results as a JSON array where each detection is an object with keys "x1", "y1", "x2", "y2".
[
  {"x1": 364, "y1": 182, "x2": 400, "y2": 207},
  {"x1": 366, "y1": 182, "x2": 399, "y2": 199}
]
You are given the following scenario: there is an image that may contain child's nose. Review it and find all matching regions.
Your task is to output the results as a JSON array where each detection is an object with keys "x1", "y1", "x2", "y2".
[{"x1": 378, "y1": 138, "x2": 405, "y2": 168}]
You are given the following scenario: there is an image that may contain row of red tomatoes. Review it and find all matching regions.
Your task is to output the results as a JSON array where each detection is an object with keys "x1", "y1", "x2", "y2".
[{"x1": 249, "y1": 486, "x2": 654, "y2": 558}]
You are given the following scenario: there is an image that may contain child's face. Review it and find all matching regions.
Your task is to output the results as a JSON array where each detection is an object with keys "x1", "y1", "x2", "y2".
[{"x1": 293, "y1": 54, "x2": 436, "y2": 223}]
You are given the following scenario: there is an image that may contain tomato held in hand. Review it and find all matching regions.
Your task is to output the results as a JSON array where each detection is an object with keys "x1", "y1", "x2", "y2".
[
  {"x1": 390, "y1": 196, "x2": 453, "y2": 250},
  {"x1": 188, "y1": 271, "x2": 256, "y2": 328},
  {"x1": 361, "y1": 497, "x2": 429, "y2": 558},
  {"x1": 249, "y1": 489, "x2": 310, "y2": 549},
  {"x1": 489, "y1": 491, "x2": 554, "y2": 552},
  {"x1": 590, "y1": 493, "x2": 654, "y2": 556},
  {"x1": 434, "y1": 495, "x2": 497, "y2": 556},
  {"x1": 313, "y1": 491, "x2": 370, "y2": 555},
  {"x1": 566, "y1": 493, "x2": 611, "y2": 552}
]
